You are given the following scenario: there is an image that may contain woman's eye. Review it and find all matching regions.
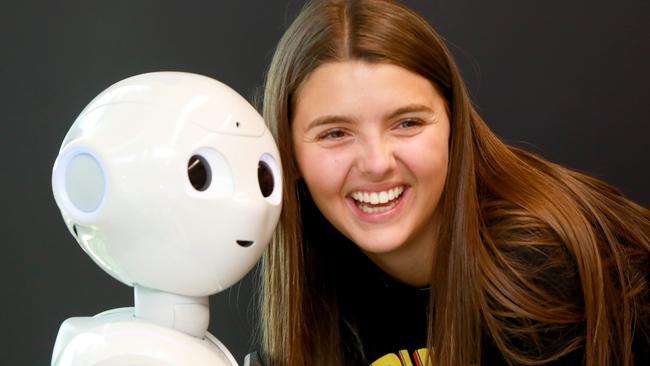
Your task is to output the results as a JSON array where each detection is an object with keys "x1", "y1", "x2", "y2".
[
  {"x1": 318, "y1": 129, "x2": 347, "y2": 140},
  {"x1": 398, "y1": 119, "x2": 422, "y2": 129}
]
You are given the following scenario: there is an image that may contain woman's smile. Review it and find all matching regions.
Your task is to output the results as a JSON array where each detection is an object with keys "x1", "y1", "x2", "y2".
[{"x1": 347, "y1": 185, "x2": 407, "y2": 218}]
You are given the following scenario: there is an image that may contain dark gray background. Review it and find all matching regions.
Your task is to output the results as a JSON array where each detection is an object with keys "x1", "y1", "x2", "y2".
[{"x1": 1, "y1": 1, "x2": 648, "y2": 364}]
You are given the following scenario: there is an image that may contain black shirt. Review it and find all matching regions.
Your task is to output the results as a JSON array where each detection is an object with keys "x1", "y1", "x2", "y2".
[
  {"x1": 336, "y1": 246, "x2": 649, "y2": 365},
  {"x1": 337, "y1": 248, "x2": 430, "y2": 364}
]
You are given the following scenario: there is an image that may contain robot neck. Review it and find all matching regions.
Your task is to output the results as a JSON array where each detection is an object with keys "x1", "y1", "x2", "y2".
[{"x1": 133, "y1": 285, "x2": 210, "y2": 338}]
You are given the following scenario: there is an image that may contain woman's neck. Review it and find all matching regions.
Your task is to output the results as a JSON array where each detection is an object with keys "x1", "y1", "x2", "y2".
[{"x1": 363, "y1": 234, "x2": 434, "y2": 288}]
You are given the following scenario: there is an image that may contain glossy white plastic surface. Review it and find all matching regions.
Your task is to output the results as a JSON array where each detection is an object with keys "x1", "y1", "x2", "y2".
[
  {"x1": 51, "y1": 72, "x2": 282, "y2": 297},
  {"x1": 51, "y1": 72, "x2": 282, "y2": 366},
  {"x1": 51, "y1": 308, "x2": 237, "y2": 366}
]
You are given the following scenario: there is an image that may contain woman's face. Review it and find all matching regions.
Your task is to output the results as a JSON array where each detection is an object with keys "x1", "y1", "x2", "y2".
[{"x1": 292, "y1": 61, "x2": 449, "y2": 275}]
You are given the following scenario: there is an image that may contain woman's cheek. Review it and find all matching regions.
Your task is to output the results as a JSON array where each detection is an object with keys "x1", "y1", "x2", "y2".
[{"x1": 299, "y1": 147, "x2": 346, "y2": 189}]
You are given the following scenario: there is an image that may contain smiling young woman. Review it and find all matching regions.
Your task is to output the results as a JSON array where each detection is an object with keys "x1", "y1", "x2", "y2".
[
  {"x1": 292, "y1": 61, "x2": 450, "y2": 287},
  {"x1": 258, "y1": 1, "x2": 650, "y2": 365}
]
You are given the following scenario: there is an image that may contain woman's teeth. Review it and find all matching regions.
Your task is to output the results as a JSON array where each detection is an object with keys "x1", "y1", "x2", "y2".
[{"x1": 350, "y1": 186, "x2": 404, "y2": 214}]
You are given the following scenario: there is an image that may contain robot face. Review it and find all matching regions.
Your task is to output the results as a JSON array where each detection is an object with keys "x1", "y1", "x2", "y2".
[{"x1": 51, "y1": 72, "x2": 282, "y2": 296}]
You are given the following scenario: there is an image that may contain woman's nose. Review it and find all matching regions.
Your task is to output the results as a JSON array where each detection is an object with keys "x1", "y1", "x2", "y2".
[{"x1": 355, "y1": 136, "x2": 396, "y2": 179}]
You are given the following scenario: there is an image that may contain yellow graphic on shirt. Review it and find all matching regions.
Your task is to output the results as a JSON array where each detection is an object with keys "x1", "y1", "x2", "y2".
[{"x1": 371, "y1": 348, "x2": 430, "y2": 366}]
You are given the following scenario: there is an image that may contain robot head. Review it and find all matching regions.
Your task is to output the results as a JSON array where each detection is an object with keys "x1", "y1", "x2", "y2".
[{"x1": 52, "y1": 72, "x2": 282, "y2": 296}]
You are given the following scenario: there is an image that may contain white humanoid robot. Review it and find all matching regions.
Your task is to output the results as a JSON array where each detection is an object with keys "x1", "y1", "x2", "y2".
[{"x1": 50, "y1": 72, "x2": 281, "y2": 366}]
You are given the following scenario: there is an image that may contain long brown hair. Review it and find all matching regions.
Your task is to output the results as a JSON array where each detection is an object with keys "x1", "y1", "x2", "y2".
[{"x1": 260, "y1": 1, "x2": 650, "y2": 365}]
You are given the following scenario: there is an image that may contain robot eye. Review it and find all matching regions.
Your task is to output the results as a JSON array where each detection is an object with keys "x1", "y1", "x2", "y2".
[
  {"x1": 258, "y1": 161, "x2": 274, "y2": 197},
  {"x1": 187, "y1": 148, "x2": 233, "y2": 198},
  {"x1": 258, "y1": 153, "x2": 282, "y2": 204},
  {"x1": 188, "y1": 155, "x2": 211, "y2": 191}
]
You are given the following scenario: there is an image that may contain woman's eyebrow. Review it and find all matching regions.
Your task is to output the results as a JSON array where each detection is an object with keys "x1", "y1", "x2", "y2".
[
  {"x1": 384, "y1": 104, "x2": 435, "y2": 120},
  {"x1": 305, "y1": 115, "x2": 354, "y2": 131}
]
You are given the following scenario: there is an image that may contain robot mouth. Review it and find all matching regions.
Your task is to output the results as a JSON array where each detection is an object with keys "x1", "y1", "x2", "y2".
[{"x1": 236, "y1": 240, "x2": 255, "y2": 247}]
